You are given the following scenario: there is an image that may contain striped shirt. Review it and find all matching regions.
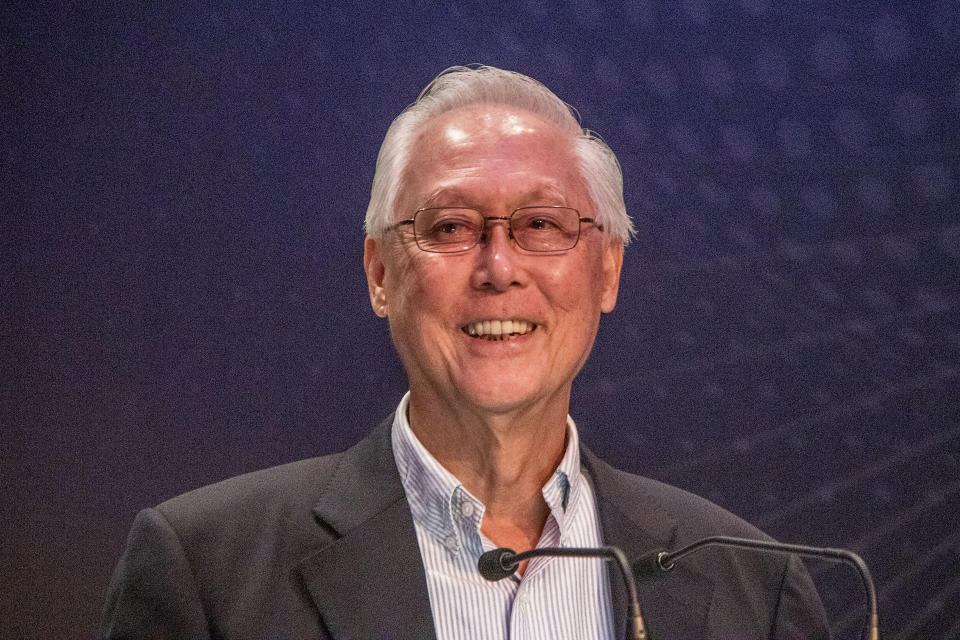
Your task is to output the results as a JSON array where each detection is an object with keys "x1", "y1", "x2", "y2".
[{"x1": 391, "y1": 393, "x2": 615, "y2": 640}]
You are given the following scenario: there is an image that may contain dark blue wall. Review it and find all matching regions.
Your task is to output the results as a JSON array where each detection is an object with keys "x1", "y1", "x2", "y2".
[{"x1": 3, "y1": 2, "x2": 958, "y2": 637}]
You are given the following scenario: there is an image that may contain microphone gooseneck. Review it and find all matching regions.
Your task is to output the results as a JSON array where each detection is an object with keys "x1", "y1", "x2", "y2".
[
  {"x1": 477, "y1": 545, "x2": 648, "y2": 640},
  {"x1": 636, "y1": 535, "x2": 879, "y2": 640}
]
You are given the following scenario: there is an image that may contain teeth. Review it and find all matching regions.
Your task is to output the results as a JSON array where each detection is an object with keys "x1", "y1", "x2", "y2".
[{"x1": 464, "y1": 319, "x2": 535, "y2": 339}]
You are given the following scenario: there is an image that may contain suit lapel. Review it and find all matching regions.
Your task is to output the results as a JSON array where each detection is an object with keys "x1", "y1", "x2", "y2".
[
  {"x1": 584, "y1": 448, "x2": 716, "y2": 640},
  {"x1": 296, "y1": 420, "x2": 718, "y2": 639},
  {"x1": 297, "y1": 417, "x2": 437, "y2": 640}
]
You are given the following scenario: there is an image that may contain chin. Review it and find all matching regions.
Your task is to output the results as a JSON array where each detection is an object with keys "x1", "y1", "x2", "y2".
[{"x1": 456, "y1": 379, "x2": 555, "y2": 415}]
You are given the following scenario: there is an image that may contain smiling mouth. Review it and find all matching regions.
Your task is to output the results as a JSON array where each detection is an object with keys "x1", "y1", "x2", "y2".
[{"x1": 462, "y1": 319, "x2": 537, "y2": 341}]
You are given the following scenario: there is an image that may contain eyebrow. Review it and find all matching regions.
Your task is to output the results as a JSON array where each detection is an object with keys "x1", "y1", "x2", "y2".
[{"x1": 420, "y1": 184, "x2": 568, "y2": 209}]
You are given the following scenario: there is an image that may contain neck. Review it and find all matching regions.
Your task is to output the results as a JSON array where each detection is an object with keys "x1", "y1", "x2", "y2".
[{"x1": 406, "y1": 390, "x2": 570, "y2": 552}]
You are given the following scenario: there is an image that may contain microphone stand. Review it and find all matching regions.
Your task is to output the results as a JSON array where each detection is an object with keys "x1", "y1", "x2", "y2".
[
  {"x1": 645, "y1": 536, "x2": 879, "y2": 640},
  {"x1": 479, "y1": 545, "x2": 647, "y2": 640}
]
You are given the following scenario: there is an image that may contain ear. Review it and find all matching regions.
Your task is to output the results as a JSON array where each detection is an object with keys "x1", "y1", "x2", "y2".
[
  {"x1": 600, "y1": 239, "x2": 623, "y2": 313},
  {"x1": 363, "y1": 236, "x2": 388, "y2": 318}
]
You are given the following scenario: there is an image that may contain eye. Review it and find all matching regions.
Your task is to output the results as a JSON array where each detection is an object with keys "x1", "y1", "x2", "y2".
[
  {"x1": 429, "y1": 213, "x2": 476, "y2": 236},
  {"x1": 510, "y1": 208, "x2": 581, "y2": 252},
  {"x1": 527, "y1": 217, "x2": 558, "y2": 230},
  {"x1": 516, "y1": 211, "x2": 565, "y2": 232},
  {"x1": 415, "y1": 208, "x2": 482, "y2": 245},
  {"x1": 434, "y1": 219, "x2": 468, "y2": 235}
]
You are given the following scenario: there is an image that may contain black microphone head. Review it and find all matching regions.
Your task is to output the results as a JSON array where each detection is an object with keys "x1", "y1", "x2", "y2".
[
  {"x1": 633, "y1": 550, "x2": 671, "y2": 580},
  {"x1": 478, "y1": 548, "x2": 518, "y2": 581}
]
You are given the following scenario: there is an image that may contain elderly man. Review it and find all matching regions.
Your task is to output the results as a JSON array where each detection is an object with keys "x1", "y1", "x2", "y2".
[{"x1": 104, "y1": 66, "x2": 828, "y2": 639}]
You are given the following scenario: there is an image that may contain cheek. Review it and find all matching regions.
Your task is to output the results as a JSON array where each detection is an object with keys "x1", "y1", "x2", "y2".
[
  {"x1": 545, "y1": 255, "x2": 605, "y2": 315},
  {"x1": 385, "y1": 255, "x2": 457, "y2": 327}
]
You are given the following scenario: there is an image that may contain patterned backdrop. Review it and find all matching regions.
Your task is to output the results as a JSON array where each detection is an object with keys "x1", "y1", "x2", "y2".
[{"x1": 3, "y1": 2, "x2": 958, "y2": 638}]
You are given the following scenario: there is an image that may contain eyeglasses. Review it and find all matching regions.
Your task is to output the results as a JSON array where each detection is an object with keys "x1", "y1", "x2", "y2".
[{"x1": 391, "y1": 206, "x2": 603, "y2": 253}]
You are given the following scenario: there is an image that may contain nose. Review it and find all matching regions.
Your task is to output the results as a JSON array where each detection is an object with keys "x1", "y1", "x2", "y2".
[{"x1": 470, "y1": 219, "x2": 522, "y2": 292}]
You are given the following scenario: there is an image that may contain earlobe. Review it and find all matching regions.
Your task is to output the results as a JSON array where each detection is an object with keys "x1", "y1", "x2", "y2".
[
  {"x1": 600, "y1": 241, "x2": 624, "y2": 313},
  {"x1": 364, "y1": 237, "x2": 388, "y2": 318}
]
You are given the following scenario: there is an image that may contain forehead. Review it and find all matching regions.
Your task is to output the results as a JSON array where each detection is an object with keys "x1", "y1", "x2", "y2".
[{"x1": 397, "y1": 105, "x2": 586, "y2": 211}]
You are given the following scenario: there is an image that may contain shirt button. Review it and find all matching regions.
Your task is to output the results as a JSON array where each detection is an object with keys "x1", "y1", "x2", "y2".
[
  {"x1": 444, "y1": 534, "x2": 459, "y2": 551},
  {"x1": 517, "y1": 593, "x2": 529, "y2": 606},
  {"x1": 459, "y1": 501, "x2": 474, "y2": 518}
]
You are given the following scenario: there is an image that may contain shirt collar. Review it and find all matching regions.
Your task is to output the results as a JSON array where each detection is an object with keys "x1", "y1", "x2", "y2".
[{"x1": 391, "y1": 392, "x2": 586, "y2": 555}]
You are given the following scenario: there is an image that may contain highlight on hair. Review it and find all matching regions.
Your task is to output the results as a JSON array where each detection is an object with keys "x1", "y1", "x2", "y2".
[{"x1": 364, "y1": 65, "x2": 634, "y2": 245}]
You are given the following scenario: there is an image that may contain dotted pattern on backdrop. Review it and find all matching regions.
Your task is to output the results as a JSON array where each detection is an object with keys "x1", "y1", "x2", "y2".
[
  {"x1": 3, "y1": 2, "x2": 958, "y2": 638},
  {"x1": 559, "y1": 4, "x2": 960, "y2": 638}
]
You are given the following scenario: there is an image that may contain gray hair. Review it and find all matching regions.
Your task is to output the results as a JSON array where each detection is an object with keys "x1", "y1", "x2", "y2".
[{"x1": 364, "y1": 65, "x2": 634, "y2": 244}]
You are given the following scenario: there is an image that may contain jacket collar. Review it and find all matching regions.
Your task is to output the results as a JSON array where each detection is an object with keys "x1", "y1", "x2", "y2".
[
  {"x1": 298, "y1": 416, "x2": 438, "y2": 639},
  {"x1": 583, "y1": 447, "x2": 715, "y2": 640}
]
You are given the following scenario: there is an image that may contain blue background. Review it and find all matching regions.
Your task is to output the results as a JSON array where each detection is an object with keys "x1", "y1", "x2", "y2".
[{"x1": 3, "y1": 2, "x2": 958, "y2": 637}]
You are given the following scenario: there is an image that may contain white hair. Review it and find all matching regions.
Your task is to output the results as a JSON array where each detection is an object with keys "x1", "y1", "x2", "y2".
[{"x1": 364, "y1": 65, "x2": 634, "y2": 245}]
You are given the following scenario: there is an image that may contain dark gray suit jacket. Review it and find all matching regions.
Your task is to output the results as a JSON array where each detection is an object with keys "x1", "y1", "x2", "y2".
[{"x1": 103, "y1": 417, "x2": 829, "y2": 639}]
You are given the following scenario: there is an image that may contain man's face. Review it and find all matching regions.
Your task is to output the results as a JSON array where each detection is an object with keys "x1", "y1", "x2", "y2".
[{"x1": 364, "y1": 105, "x2": 623, "y2": 418}]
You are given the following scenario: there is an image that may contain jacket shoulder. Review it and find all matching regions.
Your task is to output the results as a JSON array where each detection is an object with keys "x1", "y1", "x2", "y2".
[
  {"x1": 586, "y1": 452, "x2": 770, "y2": 543},
  {"x1": 105, "y1": 420, "x2": 399, "y2": 637},
  {"x1": 156, "y1": 415, "x2": 396, "y2": 540},
  {"x1": 156, "y1": 453, "x2": 345, "y2": 539},
  {"x1": 585, "y1": 452, "x2": 830, "y2": 639}
]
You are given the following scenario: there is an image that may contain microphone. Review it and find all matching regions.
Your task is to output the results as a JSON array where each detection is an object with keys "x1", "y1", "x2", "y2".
[
  {"x1": 478, "y1": 545, "x2": 648, "y2": 640},
  {"x1": 636, "y1": 535, "x2": 879, "y2": 640}
]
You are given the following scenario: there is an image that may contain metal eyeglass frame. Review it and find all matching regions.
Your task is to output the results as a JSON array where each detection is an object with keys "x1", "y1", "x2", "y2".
[{"x1": 389, "y1": 206, "x2": 604, "y2": 253}]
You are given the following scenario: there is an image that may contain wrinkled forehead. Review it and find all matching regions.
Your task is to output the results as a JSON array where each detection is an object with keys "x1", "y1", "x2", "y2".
[{"x1": 397, "y1": 105, "x2": 587, "y2": 213}]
